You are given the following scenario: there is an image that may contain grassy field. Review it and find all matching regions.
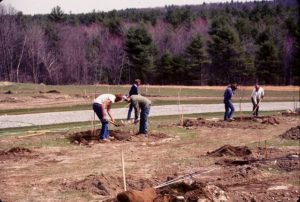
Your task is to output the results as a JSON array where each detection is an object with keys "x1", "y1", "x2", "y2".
[
  {"x1": 1, "y1": 82, "x2": 299, "y2": 98},
  {"x1": 0, "y1": 83, "x2": 298, "y2": 115},
  {"x1": 0, "y1": 110, "x2": 283, "y2": 137}
]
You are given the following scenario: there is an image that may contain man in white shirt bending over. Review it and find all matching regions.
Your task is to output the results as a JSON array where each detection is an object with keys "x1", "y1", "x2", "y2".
[
  {"x1": 93, "y1": 94, "x2": 123, "y2": 142},
  {"x1": 251, "y1": 84, "x2": 264, "y2": 117}
]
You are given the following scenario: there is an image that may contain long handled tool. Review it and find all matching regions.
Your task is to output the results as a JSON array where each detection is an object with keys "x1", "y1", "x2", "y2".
[{"x1": 154, "y1": 167, "x2": 218, "y2": 189}]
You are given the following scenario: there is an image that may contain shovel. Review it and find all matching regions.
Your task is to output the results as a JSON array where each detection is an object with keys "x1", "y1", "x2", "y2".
[{"x1": 108, "y1": 120, "x2": 124, "y2": 127}]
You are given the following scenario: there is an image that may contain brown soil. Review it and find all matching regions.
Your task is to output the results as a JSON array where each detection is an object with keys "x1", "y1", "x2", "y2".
[
  {"x1": 0, "y1": 114, "x2": 299, "y2": 202},
  {"x1": 215, "y1": 146, "x2": 300, "y2": 172},
  {"x1": 182, "y1": 118, "x2": 267, "y2": 129},
  {"x1": 207, "y1": 145, "x2": 252, "y2": 157},
  {"x1": 66, "y1": 174, "x2": 154, "y2": 197},
  {"x1": 4, "y1": 90, "x2": 12, "y2": 94},
  {"x1": 39, "y1": 90, "x2": 61, "y2": 94},
  {"x1": 280, "y1": 126, "x2": 300, "y2": 140},
  {"x1": 0, "y1": 147, "x2": 38, "y2": 161},
  {"x1": 68, "y1": 129, "x2": 169, "y2": 145},
  {"x1": 261, "y1": 116, "x2": 280, "y2": 125}
]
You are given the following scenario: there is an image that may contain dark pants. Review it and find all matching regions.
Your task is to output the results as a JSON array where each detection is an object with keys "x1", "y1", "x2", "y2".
[
  {"x1": 251, "y1": 98, "x2": 260, "y2": 116},
  {"x1": 139, "y1": 106, "x2": 150, "y2": 134},
  {"x1": 127, "y1": 103, "x2": 133, "y2": 120},
  {"x1": 93, "y1": 103, "x2": 109, "y2": 140},
  {"x1": 224, "y1": 100, "x2": 234, "y2": 121}
]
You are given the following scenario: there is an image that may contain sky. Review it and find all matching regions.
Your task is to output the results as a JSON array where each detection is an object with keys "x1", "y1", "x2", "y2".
[{"x1": 1, "y1": 0, "x2": 249, "y2": 15}]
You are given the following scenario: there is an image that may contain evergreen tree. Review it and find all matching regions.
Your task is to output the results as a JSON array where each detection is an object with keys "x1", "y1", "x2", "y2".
[
  {"x1": 255, "y1": 41, "x2": 281, "y2": 84},
  {"x1": 208, "y1": 19, "x2": 244, "y2": 84},
  {"x1": 48, "y1": 6, "x2": 65, "y2": 22},
  {"x1": 159, "y1": 52, "x2": 173, "y2": 84},
  {"x1": 125, "y1": 27, "x2": 155, "y2": 82},
  {"x1": 185, "y1": 34, "x2": 206, "y2": 84}
]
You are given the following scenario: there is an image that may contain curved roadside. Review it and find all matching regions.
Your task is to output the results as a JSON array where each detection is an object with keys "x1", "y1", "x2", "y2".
[{"x1": 0, "y1": 102, "x2": 298, "y2": 129}]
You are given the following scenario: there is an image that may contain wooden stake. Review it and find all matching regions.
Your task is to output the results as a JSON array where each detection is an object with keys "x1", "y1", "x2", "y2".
[{"x1": 121, "y1": 149, "x2": 127, "y2": 191}]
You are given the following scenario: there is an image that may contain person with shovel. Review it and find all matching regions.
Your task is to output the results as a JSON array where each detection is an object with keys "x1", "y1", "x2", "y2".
[
  {"x1": 251, "y1": 84, "x2": 264, "y2": 117},
  {"x1": 223, "y1": 83, "x2": 238, "y2": 121},
  {"x1": 93, "y1": 94, "x2": 123, "y2": 142},
  {"x1": 124, "y1": 94, "x2": 151, "y2": 136}
]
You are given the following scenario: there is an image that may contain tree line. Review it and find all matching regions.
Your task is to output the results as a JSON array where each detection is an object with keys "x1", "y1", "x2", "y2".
[{"x1": 0, "y1": 0, "x2": 299, "y2": 85}]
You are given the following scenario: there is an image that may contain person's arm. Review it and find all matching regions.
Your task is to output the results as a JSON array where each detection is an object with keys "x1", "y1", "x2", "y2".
[
  {"x1": 106, "y1": 102, "x2": 114, "y2": 122},
  {"x1": 132, "y1": 101, "x2": 140, "y2": 123},
  {"x1": 261, "y1": 89, "x2": 264, "y2": 99}
]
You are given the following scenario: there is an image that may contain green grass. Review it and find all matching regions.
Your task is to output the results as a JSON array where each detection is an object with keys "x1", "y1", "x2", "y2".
[
  {"x1": 1, "y1": 82, "x2": 299, "y2": 98},
  {"x1": 0, "y1": 110, "x2": 285, "y2": 137},
  {"x1": 1, "y1": 83, "x2": 298, "y2": 115}
]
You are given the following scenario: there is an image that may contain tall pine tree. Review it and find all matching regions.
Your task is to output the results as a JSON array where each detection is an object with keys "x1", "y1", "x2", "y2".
[
  {"x1": 208, "y1": 18, "x2": 245, "y2": 84},
  {"x1": 125, "y1": 27, "x2": 155, "y2": 82},
  {"x1": 185, "y1": 34, "x2": 206, "y2": 84}
]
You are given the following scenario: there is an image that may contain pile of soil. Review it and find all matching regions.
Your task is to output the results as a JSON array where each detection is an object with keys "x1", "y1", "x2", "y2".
[
  {"x1": 39, "y1": 90, "x2": 61, "y2": 94},
  {"x1": 215, "y1": 146, "x2": 299, "y2": 172},
  {"x1": 154, "y1": 181, "x2": 229, "y2": 202},
  {"x1": 69, "y1": 130, "x2": 169, "y2": 144},
  {"x1": 67, "y1": 174, "x2": 153, "y2": 197},
  {"x1": 0, "y1": 147, "x2": 37, "y2": 161},
  {"x1": 280, "y1": 126, "x2": 300, "y2": 140},
  {"x1": 207, "y1": 145, "x2": 252, "y2": 157},
  {"x1": 182, "y1": 118, "x2": 264, "y2": 129},
  {"x1": 282, "y1": 110, "x2": 300, "y2": 116},
  {"x1": 4, "y1": 90, "x2": 12, "y2": 94},
  {"x1": 110, "y1": 130, "x2": 133, "y2": 141},
  {"x1": 261, "y1": 116, "x2": 280, "y2": 125}
]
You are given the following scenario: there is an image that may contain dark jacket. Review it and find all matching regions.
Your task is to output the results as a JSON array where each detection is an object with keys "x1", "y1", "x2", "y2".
[
  {"x1": 224, "y1": 87, "x2": 234, "y2": 102},
  {"x1": 129, "y1": 84, "x2": 138, "y2": 96}
]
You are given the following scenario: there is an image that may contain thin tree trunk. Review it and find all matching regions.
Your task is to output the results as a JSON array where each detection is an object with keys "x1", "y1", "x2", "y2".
[{"x1": 16, "y1": 36, "x2": 27, "y2": 83}]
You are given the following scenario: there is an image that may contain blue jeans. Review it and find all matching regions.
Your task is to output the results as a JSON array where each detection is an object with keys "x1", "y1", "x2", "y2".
[
  {"x1": 224, "y1": 100, "x2": 234, "y2": 120},
  {"x1": 127, "y1": 103, "x2": 133, "y2": 120},
  {"x1": 139, "y1": 106, "x2": 150, "y2": 134},
  {"x1": 93, "y1": 103, "x2": 109, "y2": 140}
]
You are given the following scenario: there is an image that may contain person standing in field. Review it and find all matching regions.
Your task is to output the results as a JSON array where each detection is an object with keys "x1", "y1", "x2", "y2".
[
  {"x1": 124, "y1": 94, "x2": 151, "y2": 135},
  {"x1": 93, "y1": 94, "x2": 123, "y2": 142},
  {"x1": 127, "y1": 79, "x2": 141, "y2": 120},
  {"x1": 223, "y1": 83, "x2": 238, "y2": 121},
  {"x1": 251, "y1": 84, "x2": 264, "y2": 117}
]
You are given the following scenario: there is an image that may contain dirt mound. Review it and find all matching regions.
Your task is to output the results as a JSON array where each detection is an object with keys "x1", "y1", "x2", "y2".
[
  {"x1": 282, "y1": 110, "x2": 300, "y2": 116},
  {"x1": 46, "y1": 90, "x2": 61, "y2": 94},
  {"x1": 117, "y1": 188, "x2": 156, "y2": 202},
  {"x1": 261, "y1": 116, "x2": 280, "y2": 125},
  {"x1": 8, "y1": 147, "x2": 32, "y2": 154},
  {"x1": 110, "y1": 130, "x2": 133, "y2": 141},
  {"x1": 207, "y1": 145, "x2": 252, "y2": 157},
  {"x1": 0, "y1": 147, "x2": 37, "y2": 161},
  {"x1": 69, "y1": 130, "x2": 169, "y2": 144},
  {"x1": 154, "y1": 181, "x2": 229, "y2": 202},
  {"x1": 280, "y1": 126, "x2": 300, "y2": 140},
  {"x1": 67, "y1": 174, "x2": 153, "y2": 197},
  {"x1": 216, "y1": 154, "x2": 299, "y2": 172},
  {"x1": 182, "y1": 118, "x2": 265, "y2": 129},
  {"x1": 4, "y1": 90, "x2": 12, "y2": 94}
]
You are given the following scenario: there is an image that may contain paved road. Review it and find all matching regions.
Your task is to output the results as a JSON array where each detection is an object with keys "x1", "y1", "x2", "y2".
[{"x1": 0, "y1": 102, "x2": 298, "y2": 129}]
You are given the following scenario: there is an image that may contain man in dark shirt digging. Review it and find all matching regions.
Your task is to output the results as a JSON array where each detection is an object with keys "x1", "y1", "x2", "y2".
[{"x1": 124, "y1": 94, "x2": 151, "y2": 135}]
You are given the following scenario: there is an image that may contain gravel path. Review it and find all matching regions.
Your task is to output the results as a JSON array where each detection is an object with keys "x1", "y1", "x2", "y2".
[{"x1": 0, "y1": 102, "x2": 298, "y2": 129}]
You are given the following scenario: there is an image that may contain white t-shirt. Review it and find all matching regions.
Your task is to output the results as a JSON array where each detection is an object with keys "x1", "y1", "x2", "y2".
[
  {"x1": 94, "y1": 94, "x2": 116, "y2": 104},
  {"x1": 251, "y1": 87, "x2": 264, "y2": 104}
]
